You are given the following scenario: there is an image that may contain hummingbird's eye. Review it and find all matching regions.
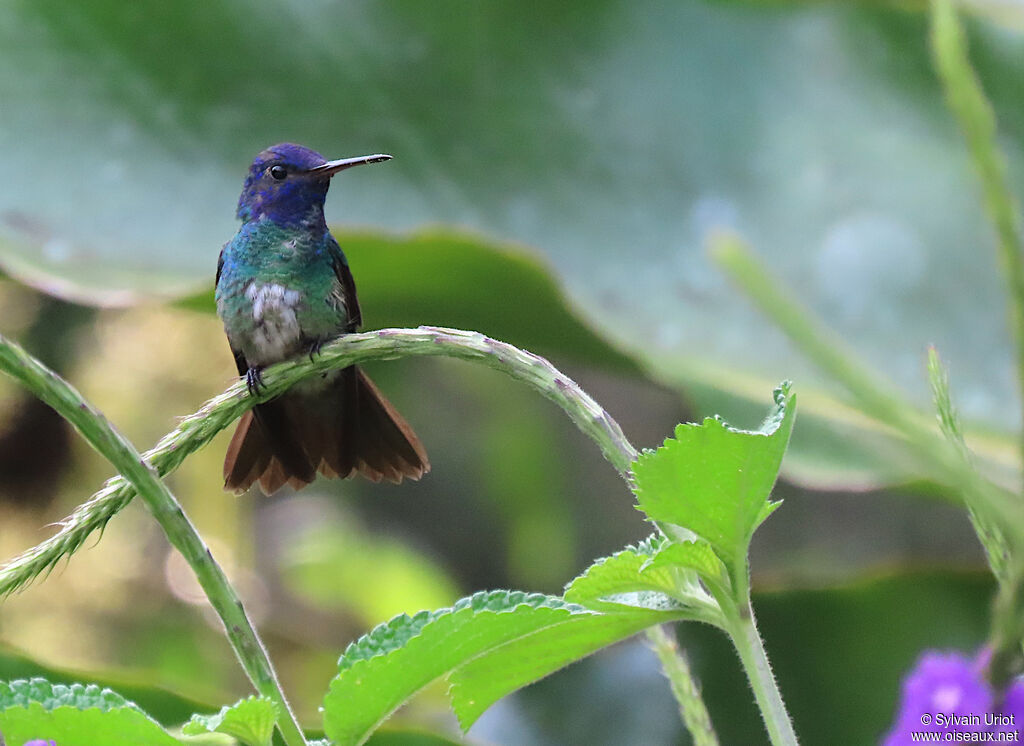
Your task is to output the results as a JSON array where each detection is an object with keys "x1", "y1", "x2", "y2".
[{"x1": 268, "y1": 165, "x2": 287, "y2": 181}]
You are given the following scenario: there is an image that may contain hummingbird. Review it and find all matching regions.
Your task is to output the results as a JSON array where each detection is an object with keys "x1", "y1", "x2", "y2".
[{"x1": 215, "y1": 143, "x2": 429, "y2": 494}]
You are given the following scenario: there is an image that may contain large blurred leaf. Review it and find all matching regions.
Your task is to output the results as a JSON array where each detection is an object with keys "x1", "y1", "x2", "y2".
[
  {"x1": 3, "y1": 0, "x2": 1022, "y2": 473},
  {"x1": 178, "y1": 229, "x2": 641, "y2": 374}
]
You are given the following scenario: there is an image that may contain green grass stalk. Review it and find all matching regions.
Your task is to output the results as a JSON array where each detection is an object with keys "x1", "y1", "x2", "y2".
[{"x1": 930, "y1": 0, "x2": 1024, "y2": 485}]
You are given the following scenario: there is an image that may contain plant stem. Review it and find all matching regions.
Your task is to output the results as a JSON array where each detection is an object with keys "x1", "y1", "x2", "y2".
[
  {"x1": 646, "y1": 624, "x2": 720, "y2": 746},
  {"x1": 929, "y1": 0, "x2": 1024, "y2": 485},
  {"x1": 988, "y1": 552, "x2": 1024, "y2": 687},
  {"x1": 727, "y1": 602, "x2": 799, "y2": 746},
  {"x1": 0, "y1": 334, "x2": 308, "y2": 746}
]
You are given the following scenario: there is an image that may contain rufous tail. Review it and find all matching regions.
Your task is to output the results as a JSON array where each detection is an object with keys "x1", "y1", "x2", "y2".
[{"x1": 223, "y1": 366, "x2": 429, "y2": 495}]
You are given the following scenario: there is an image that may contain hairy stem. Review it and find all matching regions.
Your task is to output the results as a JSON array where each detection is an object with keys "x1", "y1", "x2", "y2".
[
  {"x1": 0, "y1": 334, "x2": 307, "y2": 746},
  {"x1": 646, "y1": 624, "x2": 720, "y2": 746},
  {"x1": 727, "y1": 603, "x2": 799, "y2": 746}
]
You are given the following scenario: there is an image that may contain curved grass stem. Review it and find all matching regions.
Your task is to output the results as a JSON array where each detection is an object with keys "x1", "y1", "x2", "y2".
[
  {"x1": 646, "y1": 624, "x2": 720, "y2": 746},
  {"x1": 0, "y1": 327, "x2": 638, "y2": 597}
]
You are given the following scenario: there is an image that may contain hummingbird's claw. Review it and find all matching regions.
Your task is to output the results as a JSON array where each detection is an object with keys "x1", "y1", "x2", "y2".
[
  {"x1": 245, "y1": 366, "x2": 266, "y2": 397},
  {"x1": 308, "y1": 339, "x2": 325, "y2": 363}
]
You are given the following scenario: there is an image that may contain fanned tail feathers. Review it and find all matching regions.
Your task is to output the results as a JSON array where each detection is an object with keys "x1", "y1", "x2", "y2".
[{"x1": 223, "y1": 366, "x2": 429, "y2": 495}]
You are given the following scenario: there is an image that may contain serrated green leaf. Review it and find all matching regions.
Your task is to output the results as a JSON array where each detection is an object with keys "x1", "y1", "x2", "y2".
[
  {"x1": 563, "y1": 544, "x2": 714, "y2": 616},
  {"x1": 632, "y1": 383, "x2": 796, "y2": 570},
  {"x1": 323, "y1": 590, "x2": 680, "y2": 745},
  {"x1": 633, "y1": 533, "x2": 669, "y2": 557},
  {"x1": 182, "y1": 696, "x2": 276, "y2": 746},
  {"x1": 336, "y1": 591, "x2": 565, "y2": 672},
  {"x1": 564, "y1": 548, "x2": 673, "y2": 605},
  {"x1": 0, "y1": 679, "x2": 131, "y2": 711},
  {"x1": 643, "y1": 540, "x2": 731, "y2": 600},
  {"x1": 0, "y1": 678, "x2": 178, "y2": 746},
  {"x1": 325, "y1": 592, "x2": 581, "y2": 744},
  {"x1": 448, "y1": 608, "x2": 674, "y2": 730}
]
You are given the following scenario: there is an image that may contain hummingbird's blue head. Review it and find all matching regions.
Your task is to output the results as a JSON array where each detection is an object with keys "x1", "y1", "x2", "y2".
[{"x1": 236, "y1": 143, "x2": 392, "y2": 226}]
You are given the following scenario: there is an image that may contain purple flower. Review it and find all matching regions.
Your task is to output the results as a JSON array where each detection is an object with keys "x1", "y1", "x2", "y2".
[
  {"x1": 22, "y1": 741, "x2": 56, "y2": 746},
  {"x1": 883, "y1": 649, "x2": 1024, "y2": 745}
]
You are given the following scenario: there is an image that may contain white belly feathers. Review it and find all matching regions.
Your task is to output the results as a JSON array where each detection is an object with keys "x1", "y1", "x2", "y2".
[{"x1": 245, "y1": 282, "x2": 302, "y2": 363}]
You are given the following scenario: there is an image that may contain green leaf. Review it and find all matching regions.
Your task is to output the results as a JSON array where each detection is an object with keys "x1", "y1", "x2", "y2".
[
  {"x1": 446, "y1": 608, "x2": 674, "y2": 731},
  {"x1": 323, "y1": 590, "x2": 679, "y2": 745},
  {"x1": 643, "y1": 540, "x2": 732, "y2": 601},
  {"x1": 0, "y1": 679, "x2": 131, "y2": 711},
  {"x1": 564, "y1": 546, "x2": 674, "y2": 606},
  {"x1": 632, "y1": 383, "x2": 796, "y2": 569},
  {"x1": 563, "y1": 539, "x2": 716, "y2": 617},
  {"x1": 0, "y1": 678, "x2": 179, "y2": 746},
  {"x1": 182, "y1": 696, "x2": 276, "y2": 746}
]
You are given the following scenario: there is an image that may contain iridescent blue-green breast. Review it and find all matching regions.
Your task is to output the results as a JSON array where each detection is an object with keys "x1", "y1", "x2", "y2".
[{"x1": 215, "y1": 219, "x2": 352, "y2": 368}]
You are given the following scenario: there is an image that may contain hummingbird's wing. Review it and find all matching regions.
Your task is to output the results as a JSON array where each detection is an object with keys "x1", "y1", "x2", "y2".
[
  {"x1": 216, "y1": 246, "x2": 225, "y2": 287},
  {"x1": 328, "y1": 239, "x2": 362, "y2": 331}
]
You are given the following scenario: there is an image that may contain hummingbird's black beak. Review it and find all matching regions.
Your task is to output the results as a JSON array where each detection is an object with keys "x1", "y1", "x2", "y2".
[{"x1": 307, "y1": 154, "x2": 392, "y2": 177}]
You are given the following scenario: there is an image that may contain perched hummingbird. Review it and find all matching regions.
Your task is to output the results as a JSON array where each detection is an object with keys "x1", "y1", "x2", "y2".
[{"x1": 215, "y1": 143, "x2": 429, "y2": 494}]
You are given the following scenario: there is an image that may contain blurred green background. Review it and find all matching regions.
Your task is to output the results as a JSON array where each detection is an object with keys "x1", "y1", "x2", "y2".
[{"x1": 0, "y1": 1, "x2": 1019, "y2": 743}]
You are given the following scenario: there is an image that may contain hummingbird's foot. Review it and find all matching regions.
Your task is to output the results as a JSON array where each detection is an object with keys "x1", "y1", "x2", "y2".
[
  {"x1": 245, "y1": 366, "x2": 266, "y2": 397},
  {"x1": 307, "y1": 338, "x2": 325, "y2": 362}
]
